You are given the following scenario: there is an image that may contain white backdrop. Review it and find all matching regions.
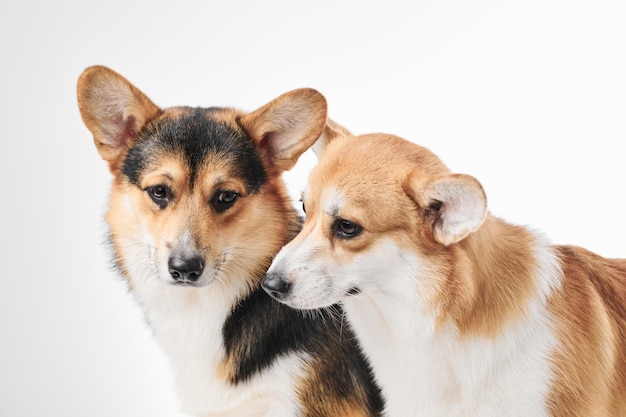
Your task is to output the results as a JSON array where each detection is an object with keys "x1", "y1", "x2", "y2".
[{"x1": 1, "y1": 1, "x2": 624, "y2": 416}]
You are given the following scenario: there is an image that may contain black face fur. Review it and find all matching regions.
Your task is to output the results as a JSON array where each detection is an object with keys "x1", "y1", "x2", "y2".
[{"x1": 122, "y1": 107, "x2": 267, "y2": 192}]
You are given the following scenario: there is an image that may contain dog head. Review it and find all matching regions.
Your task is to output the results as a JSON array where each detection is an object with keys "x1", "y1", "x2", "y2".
[
  {"x1": 78, "y1": 66, "x2": 326, "y2": 290},
  {"x1": 263, "y1": 122, "x2": 487, "y2": 309}
]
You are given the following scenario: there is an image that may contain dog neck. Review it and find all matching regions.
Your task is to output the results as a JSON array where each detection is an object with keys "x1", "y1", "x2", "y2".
[
  {"x1": 132, "y1": 270, "x2": 247, "y2": 381},
  {"x1": 434, "y1": 214, "x2": 561, "y2": 338},
  {"x1": 343, "y1": 214, "x2": 562, "y2": 416},
  {"x1": 348, "y1": 214, "x2": 561, "y2": 339},
  {"x1": 129, "y1": 272, "x2": 276, "y2": 415}
]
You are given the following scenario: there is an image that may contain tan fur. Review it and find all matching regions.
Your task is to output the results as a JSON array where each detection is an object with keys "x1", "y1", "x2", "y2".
[
  {"x1": 311, "y1": 129, "x2": 624, "y2": 323},
  {"x1": 275, "y1": 123, "x2": 626, "y2": 416},
  {"x1": 548, "y1": 246, "x2": 626, "y2": 417},
  {"x1": 297, "y1": 364, "x2": 376, "y2": 417},
  {"x1": 106, "y1": 157, "x2": 295, "y2": 294}
]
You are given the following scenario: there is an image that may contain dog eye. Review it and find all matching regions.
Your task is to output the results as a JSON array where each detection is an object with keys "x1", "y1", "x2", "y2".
[
  {"x1": 334, "y1": 218, "x2": 362, "y2": 239},
  {"x1": 211, "y1": 190, "x2": 238, "y2": 212},
  {"x1": 147, "y1": 185, "x2": 172, "y2": 209}
]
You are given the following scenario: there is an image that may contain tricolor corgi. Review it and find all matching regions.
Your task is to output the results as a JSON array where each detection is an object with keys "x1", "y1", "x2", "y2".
[
  {"x1": 77, "y1": 66, "x2": 382, "y2": 417},
  {"x1": 263, "y1": 120, "x2": 626, "y2": 417}
]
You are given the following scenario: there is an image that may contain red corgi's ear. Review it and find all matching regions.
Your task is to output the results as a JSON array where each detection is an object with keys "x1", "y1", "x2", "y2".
[
  {"x1": 77, "y1": 65, "x2": 161, "y2": 171},
  {"x1": 405, "y1": 172, "x2": 487, "y2": 246},
  {"x1": 312, "y1": 118, "x2": 352, "y2": 159},
  {"x1": 238, "y1": 88, "x2": 327, "y2": 172}
]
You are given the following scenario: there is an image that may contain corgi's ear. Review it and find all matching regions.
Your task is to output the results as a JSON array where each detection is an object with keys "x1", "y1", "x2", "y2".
[
  {"x1": 239, "y1": 88, "x2": 327, "y2": 172},
  {"x1": 405, "y1": 173, "x2": 487, "y2": 246},
  {"x1": 77, "y1": 65, "x2": 161, "y2": 170},
  {"x1": 312, "y1": 118, "x2": 352, "y2": 159}
]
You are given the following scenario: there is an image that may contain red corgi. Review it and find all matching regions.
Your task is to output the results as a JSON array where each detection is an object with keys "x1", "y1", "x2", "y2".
[
  {"x1": 77, "y1": 66, "x2": 382, "y2": 417},
  {"x1": 263, "y1": 120, "x2": 626, "y2": 417}
]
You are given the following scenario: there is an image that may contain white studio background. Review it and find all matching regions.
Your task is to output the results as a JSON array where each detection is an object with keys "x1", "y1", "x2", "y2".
[{"x1": 1, "y1": 1, "x2": 624, "y2": 416}]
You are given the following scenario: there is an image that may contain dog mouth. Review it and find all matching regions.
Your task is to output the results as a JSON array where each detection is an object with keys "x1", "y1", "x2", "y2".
[
  {"x1": 170, "y1": 280, "x2": 201, "y2": 287},
  {"x1": 165, "y1": 275, "x2": 214, "y2": 288}
]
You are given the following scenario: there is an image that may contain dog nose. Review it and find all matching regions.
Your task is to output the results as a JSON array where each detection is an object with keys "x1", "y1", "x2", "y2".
[
  {"x1": 168, "y1": 256, "x2": 204, "y2": 282},
  {"x1": 262, "y1": 272, "x2": 292, "y2": 300}
]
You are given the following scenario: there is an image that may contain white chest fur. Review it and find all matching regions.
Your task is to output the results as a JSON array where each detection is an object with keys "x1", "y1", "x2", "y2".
[
  {"x1": 346, "y1": 297, "x2": 556, "y2": 417},
  {"x1": 343, "y1": 243, "x2": 562, "y2": 417},
  {"x1": 132, "y1": 277, "x2": 305, "y2": 417}
]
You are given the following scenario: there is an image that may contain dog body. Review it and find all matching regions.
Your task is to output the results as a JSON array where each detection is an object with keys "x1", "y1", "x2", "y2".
[
  {"x1": 263, "y1": 124, "x2": 626, "y2": 417},
  {"x1": 77, "y1": 67, "x2": 382, "y2": 417}
]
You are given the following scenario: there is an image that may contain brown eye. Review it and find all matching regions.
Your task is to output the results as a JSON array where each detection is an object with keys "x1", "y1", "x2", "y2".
[
  {"x1": 211, "y1": 190, "x2": 238, "y2": 212},
  {"x1": 147, "y1": 184, "x2": 172, "y2": 209},
  {"x1": 334, "y1": 218, "x2": 362, "y2": 239}
]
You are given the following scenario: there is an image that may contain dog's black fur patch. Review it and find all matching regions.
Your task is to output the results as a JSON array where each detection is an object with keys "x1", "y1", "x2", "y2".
[
  {"x1": 122, "y1": 107, "x2": 267, "y2": 192},
  {"x1": 223, "y1": 286, "x2": 384, "y2": 413}
]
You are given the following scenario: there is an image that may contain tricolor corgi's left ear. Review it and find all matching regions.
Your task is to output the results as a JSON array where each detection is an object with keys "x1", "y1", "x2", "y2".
[
  {"x1": 405, "y1": 172, "x2": 487, "y2": 246},
  {"x1": 77, "y1": 65, "x2": 162, "y2": 171},
  {"x1": 239, "y1": 88, "x2": 327, "y2": 172}
]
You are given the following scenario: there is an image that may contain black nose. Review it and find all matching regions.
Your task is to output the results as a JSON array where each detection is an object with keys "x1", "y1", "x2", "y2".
[
  {"x1": 168, "y1": 256, "x2": 204, "y2": 282},
  {"x1": 262, "y1": 272, "x2": 292, "y2": 300}
]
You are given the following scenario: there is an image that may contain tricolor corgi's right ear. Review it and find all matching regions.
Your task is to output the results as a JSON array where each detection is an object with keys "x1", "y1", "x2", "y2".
[
  {"x1": 312, "y1": 118, "x2": 352, "y2": 159},
  {"x1": 239, "y1": 88, "x2": 328, "y2": 173},
  {"x1": 77, "y1": 65, "x2": 161, "y2": 171}
]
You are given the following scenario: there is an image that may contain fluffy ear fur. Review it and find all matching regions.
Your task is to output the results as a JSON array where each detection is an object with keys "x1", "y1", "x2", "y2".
[
  {"x1": 312, "y1": 118, "x2": 352, "y2": 159},
  {"x1": 406, "y1": 172, "x2": 487, "y2": 246},
  {"x1": 239, "y1": 89, "x2": 328, "y2": 172},
  {"x1": 77, "y1": 65, "x2": 161, "y2": 170}
]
